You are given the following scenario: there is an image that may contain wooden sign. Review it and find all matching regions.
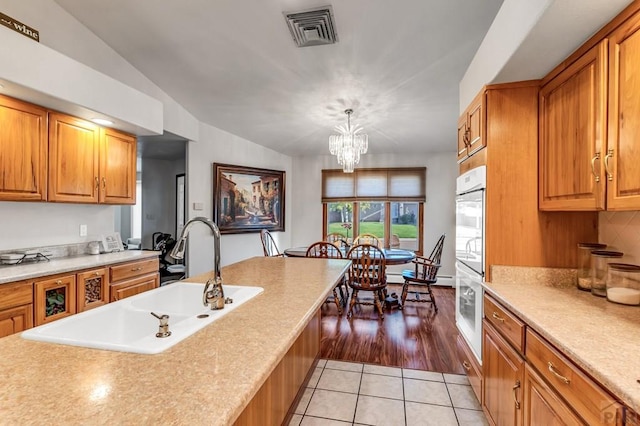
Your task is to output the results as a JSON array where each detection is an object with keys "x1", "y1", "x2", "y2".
[{"x1": 0, "y1": 12, "x2": 39, "y2": 42}]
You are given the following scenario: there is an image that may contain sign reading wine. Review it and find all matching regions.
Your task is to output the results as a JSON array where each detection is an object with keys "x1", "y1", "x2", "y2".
[{"x1": 0, "y1": 12, "x2": 39, "y2": 42}]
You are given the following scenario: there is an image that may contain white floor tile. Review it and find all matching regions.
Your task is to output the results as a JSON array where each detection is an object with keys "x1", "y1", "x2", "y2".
[
  {"x1": 363, "y1": 364, "x2": 402, "y2": 377},
  {"x1": 294, "y1": 388, "x2": 315, "y2": 415},
  {"x1": 325, "y1": 359, "x2": 364, "y2": 372},
  {"x1": 447, "y1": 383, "x2": 481, "y2": 410},
  {"x1": 308, "y1": 367, "x2": 323, "y2": 388},
  {"x1": 402, "y1": 369, "x2": 444, "y2": 382},
  {"x1": 456, "y1": 407, "x2": 490, "y2": 426},
  {"x1": 317, "y1": 359, "x2": 328, "y2": 368},
  {"x1": 300, "y1": 416, "x2": 352, "y2": 426},
  {"x1": 305, "y1": 389, "x2": 358, "y2": 422},
  {"x1": 317, "y1": 368, "x2": 362, "y2": 394},
  {"x1": 444, "y1": 373, "x2": 469, "y2": 385},
  {"x1": 354, "y1": 395, "x2": 405, "y2": 426},
  {"x1": 405, "y1": 401, "x2": 458, "y2": 426},
  {"x1": 359, "y1": 373, "x2": 404, "y2": 400},
  {"x1": 404, "y1": 378, "x2": 451, "y2": 406},
  {"x1": 288, "y1": 413, "x2": 303, "y2": 426}
]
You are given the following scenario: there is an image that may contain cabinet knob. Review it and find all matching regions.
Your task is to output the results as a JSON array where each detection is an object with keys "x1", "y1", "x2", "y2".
[
  {"x1": 56, "y1": 280, "x2": 62, "y2": 285},
  {"x1": 462, "y1": 361, "x2": 471, "y2": 371},
  {"x1": 95, "y1": 272, "x2": 100, "y2": 276}
]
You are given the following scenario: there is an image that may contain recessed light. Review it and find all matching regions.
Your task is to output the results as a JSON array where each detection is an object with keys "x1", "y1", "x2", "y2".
[{"x1": 92, "y1": 118, "x2": 114, "y2": 126}]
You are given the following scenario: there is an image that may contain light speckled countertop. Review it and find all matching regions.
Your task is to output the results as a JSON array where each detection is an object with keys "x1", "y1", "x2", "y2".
[
  {"x1": 0, "y1": 250, "x2": 161, "y2": 284},
  {"x1": 485, "y1": 267, "x2": 640, "y2": 411},
  {"x1": 0, "y1": 256, "x2": 349, "y2": 425}
]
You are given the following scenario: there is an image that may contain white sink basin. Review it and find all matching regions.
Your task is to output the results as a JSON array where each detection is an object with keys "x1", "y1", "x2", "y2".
[{"x1": 21, "y1": 282, "x2": 263, "y2": 354}]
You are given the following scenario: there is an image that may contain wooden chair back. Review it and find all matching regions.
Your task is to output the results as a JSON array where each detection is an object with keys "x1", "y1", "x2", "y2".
[
  {"x1": 353, "y1": 233, "x2": 381, "y2": 247},
  {"x1": 306, "y1": 241, "x2": 344, "y2": 259},
  {"x1": 260, "y1": 229, "x2": 283, "y2": 257},
  {"x1": 346, "y1": 244, "x2": 386, "y2": 290},
  {"x1": 412, "y1": 234, "x2": 445, "y2": 282}
]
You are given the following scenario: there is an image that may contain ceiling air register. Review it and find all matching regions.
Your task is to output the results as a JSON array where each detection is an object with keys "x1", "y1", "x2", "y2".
[{"x1": 284, "y1": 6, "x2": 338, "y2": 47}]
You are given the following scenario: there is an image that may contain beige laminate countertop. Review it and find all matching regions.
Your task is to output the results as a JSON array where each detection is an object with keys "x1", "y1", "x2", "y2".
[
  {"x1": 484, "y1": 272, "x2": 640, "y2": 411},
  {"x1": 0, "y1": 256, "x2": 350, "y2": 425},
  {"x1": 0, "y1": 250, "x2": 161, "y2": 284}
]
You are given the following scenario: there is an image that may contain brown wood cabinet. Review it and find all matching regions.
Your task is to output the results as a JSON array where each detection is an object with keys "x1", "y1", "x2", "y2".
[
  {"x1": 0, "y1": 94, "x2": 48, "y2": 202},
  {"x1": 34, "y1": 273, "x2": 77, "y2": 326},
  {"x1": 456, "y1": 334, "x2": 482, "y2": 404},
  {"x1": 457, "y1": 90, "x2": 485, "y2": 163},
  {"x1": 483, "y1": 319, "x2": 524, "y2": 426},
  {"x1": 540, "y1": 7, "x2": 640, "y2": 211},
  {"x1": 76, "y1": 267, "x2": 109, "y2": 312},
  {"x1": 523, "y1": 364, "x2": 584, "y2": 425},
  {"x1": 48, "y1": 112, "x2": 136, "y2": 204},
  {"x1": 110, "y1": 258, "x2": 159, "y2": 302},
  {"x1": 0, "y1": 280, "x2": 33, "y2": 338}
]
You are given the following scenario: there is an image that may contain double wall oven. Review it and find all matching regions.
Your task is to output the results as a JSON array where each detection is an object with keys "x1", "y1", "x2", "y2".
[{"x1": 455, "y1": 166, "x2": 485, "y2": 363}]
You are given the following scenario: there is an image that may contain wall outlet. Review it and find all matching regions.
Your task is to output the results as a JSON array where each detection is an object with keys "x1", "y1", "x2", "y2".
[{"x1": 79, "y1": 224, "x2": 88, "y2": 237}]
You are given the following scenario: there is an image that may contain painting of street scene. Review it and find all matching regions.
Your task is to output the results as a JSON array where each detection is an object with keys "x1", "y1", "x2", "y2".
[{"x1": 213, "y1": 163, "x2": 285, "y2": 233}]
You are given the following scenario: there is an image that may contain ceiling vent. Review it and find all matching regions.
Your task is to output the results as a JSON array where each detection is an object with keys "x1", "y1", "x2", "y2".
[{"x1": 284, "y1": 6, "x2": 338, "y2": 47}]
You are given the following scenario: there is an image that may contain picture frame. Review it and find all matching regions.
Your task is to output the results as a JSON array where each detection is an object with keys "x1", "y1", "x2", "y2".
[{"x1": 213, "y1": 163, "x2": 285, "y2": 234}]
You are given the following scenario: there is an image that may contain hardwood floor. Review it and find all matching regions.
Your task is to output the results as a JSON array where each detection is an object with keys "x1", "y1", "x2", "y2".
[{"x1": 320, "y1": 284, "x2": 465, "y2": 374}]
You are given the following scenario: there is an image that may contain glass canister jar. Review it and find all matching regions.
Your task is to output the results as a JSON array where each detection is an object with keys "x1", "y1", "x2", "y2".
[
  {"x1": 606, "y1": 263, "x2": 640, "y2": 305},
  {"x1": 591, "y1": 250, "x2": 624, "y2": 296},
  {"x1": 576, "y1": 243, "x2": 607, "y2": 291}
]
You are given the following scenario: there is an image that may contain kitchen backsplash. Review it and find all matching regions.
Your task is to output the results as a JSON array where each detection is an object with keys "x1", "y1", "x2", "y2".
[{"x1": 599, "y1": 211, "x2": 640, "y2": 263}]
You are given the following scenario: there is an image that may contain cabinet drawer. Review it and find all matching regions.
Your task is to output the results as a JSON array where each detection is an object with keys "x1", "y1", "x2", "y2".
[
  {"x1": 456, "y1": 334, "x2": 482, "y2": 404},
  {"x1": 526, "y1": 329, "x2": 620, "y2": 425},
  {"x1": 0, "y1": 304, "x2": 33, "y2": 338},
  {"x1": 110, "y1": 272, "x2": 159, "y2": 302},
  {"x1": 484, "y1": 294, "x2": 525, "y2": 352},
  {"x1": 110, "y1": 258, "x2": 159, "y2": 282},
  {"x1": 0, "y1": 280, "x2": 33, "y2": 310}
]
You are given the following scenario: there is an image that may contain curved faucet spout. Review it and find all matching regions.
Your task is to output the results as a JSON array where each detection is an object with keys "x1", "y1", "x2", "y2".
[{"x1": 170, "y1": 216, "x2": 222, "y2": 286}]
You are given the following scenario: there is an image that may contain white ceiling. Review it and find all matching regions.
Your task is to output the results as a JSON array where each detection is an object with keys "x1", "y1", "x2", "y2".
[{"x1": 53, "y1": 0, "x2": 504, "y2": 156}]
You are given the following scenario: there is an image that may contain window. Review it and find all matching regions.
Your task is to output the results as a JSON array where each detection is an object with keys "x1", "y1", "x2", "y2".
[
  {"x1": 322, "y1": 168, "x2": 425, "y2": 253},
  {"x1": 131, "y1": 180, "x2": 142, "y2": 239}
]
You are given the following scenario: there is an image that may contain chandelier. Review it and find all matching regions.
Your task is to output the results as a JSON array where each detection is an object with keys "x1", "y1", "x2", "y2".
[{"x1": 329, "y1": 109, "x2": 368, "y2": 173}]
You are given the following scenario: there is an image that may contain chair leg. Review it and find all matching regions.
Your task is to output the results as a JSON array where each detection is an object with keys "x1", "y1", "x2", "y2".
[
  {"x1": 428, "y1": 283, "x2": 438, "y2": 313},
  {"x1": 333, "y1": 288, "x2": 343, "y2": 315},
  {"x1": 373, "y1": 290, "x2": 385, "y2": 320},
  {"x1": 400, "y1": 280, "x2": 409, "y2": 308},
  {"x1": 347, "y1": 289, "x2": 358, "y2": 319}
]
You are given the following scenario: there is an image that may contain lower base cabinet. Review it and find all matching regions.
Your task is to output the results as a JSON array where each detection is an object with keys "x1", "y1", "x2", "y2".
[
  {"x1": 110, "y1": 273, "x2": 159, "y2": 301},
  {"x1": 523, "y1": 364, "x2": 583, "y2": 425},
  {"x1": 0, "y1": 304, "x2": 33, "y2": 338},
  {"x1": 34, "y1": 274, "x2": 77, "y2": 326},
  {"x1": 456, "y1": 334, "x2": 483, "y2": 404}
]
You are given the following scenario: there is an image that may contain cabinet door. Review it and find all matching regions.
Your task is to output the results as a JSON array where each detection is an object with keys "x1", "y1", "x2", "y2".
[
  {"x1": 539, "y1": 41, "x2": 607, "y2": 211},
  {"x1": 457, "y1": 115, "x2": 469, "y2": 162},
  {"x1": 456, "y1": 334, "x2": 482, "y2": 404},
  {"x1": 607, "y1": 13, "x2": 640, "y2": 210},
  {"x1": 34, "y1": 274, "x2": 77, "y2": 325},
  {"x1": 77, "y1": 268, "x2": 109, "y2": 312},
  {"x1": 483, "y1": 320, "x2": 524, "y2": 426},
  {"x1": 0, "y1": 95, "x2": 48, "y2": 201},
  {"x1": 466, "y1": 91, "x2": 484, "y2": 156},
  {"x1": 100, "y1": 127, "x2": 136, "y2": 204},
  {"x1": 523, "y1": 364, "x2": 584, "y2": 426},
  {"x1": 110, "y1": 272, "x2": 159, "y2": 302},
  {"x1": 0, "y1": 305, "x2": 33, "y2": 338},
  {"x1": 48, "y1": 112, "x2": 100, "y2": 203}
]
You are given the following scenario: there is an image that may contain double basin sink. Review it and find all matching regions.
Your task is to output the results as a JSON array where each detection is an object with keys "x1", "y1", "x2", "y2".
[{"x1": 21, "y1": 282, "x2": 263, "y2": 354}]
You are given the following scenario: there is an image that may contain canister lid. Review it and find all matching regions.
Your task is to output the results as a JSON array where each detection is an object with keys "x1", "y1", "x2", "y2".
[
  {"x1": 578, "y1": 242, "x2": 607, "y2": 249},
  {"x1": 607, "y1": 263, "x2": 640, "y2": 272},
  {"x1": 591, "y1": 250, "x2": 624, "y2": 257}
]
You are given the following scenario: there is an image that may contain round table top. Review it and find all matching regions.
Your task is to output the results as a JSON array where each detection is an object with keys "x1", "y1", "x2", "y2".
[{"x1": 283, "y1": 246, "x2": 416, "y2": 265}]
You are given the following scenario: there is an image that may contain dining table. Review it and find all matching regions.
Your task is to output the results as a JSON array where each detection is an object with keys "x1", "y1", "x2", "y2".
[{"x1": 283, "y1": 246, "x2": 416, "y2": 266}]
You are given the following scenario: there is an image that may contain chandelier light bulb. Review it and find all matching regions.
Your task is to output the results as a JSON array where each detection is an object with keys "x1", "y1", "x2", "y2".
[{"x1": 328, "y1": 109, "x2": 368, "y2": 173}]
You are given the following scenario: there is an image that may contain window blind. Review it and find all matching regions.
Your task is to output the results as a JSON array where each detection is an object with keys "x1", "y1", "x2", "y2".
[{"x1": 322, "y1": 168, "x2": 426, "y2": 202}]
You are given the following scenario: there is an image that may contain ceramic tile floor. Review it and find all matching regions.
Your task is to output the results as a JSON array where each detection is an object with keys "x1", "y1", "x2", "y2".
[{"x1": 289, "y1": 359, "x2": 488, "y2": 426}]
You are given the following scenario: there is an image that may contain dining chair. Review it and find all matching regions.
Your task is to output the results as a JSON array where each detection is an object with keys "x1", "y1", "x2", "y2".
[
  {"x1": 345, "y1": 244, "x2": 387, "y2": 320},
  {"x1": 400, "y1": 234, "x2": 445, "y2": 312},
  {"x1": 306, "y1": 241, "x2": 348, "y2": 314},
  {"x1": 353, "y1": 233, "x2": 381, "y2": 247},
  {"x1": 260, "y1": 229, "x2": 284, "y2": 257},
  {"x1": 326, "y1": 232, "x2": 350, "y2": 249}
]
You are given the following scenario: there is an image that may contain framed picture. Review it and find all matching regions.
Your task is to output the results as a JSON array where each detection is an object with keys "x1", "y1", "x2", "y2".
[{"x1": 213, "y1": 163, "x2": 285, "y2": 234}]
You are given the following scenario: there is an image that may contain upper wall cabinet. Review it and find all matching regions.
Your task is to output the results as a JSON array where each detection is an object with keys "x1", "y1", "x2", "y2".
[
  {"x1": 48, "y1": 112, "x2": 136, "y2": 205},
  {"x1": 540, "y1": 8, "x2": 640, "y2": 211},
  {"x1": 0, "y1": 95, "x2": 48, "y2": 201},
  {"x1": 457, "y1": 90, "x2": 485, "y2": 163}
]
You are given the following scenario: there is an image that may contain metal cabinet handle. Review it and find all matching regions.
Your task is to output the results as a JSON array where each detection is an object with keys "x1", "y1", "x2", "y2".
[
  {"x1": 512, "y1": 380, "x2": 521, "y2": 409},
  {"x1": 462, "y1": 361, "x2": 471, "y2": 371},
  {"x1": 492, "y1": 312, "x2": 505, "y2": 322},
  {"x1": 547, "y1": 362, "x2": 571, "y2": 384},
  {"x1": 95, "y1": 272, "x2": 100, "y2": 276},
  {"x1": 590, "y1": 152, "x2": 601, "y2": 183},
  {"x1": 131, "y1": 267, "x2": 142, "y2": 271},
  {"x1": 604, "y1": 148, "x2": 614, "y2": 182},
  {"x1": 56, "y1": 280, "x2": 62, "y2": 285},
  {"x1": 95, "y1": 176, "x2": 99, "y2": 190},
  {"x1": 102, "y1": 177, "x2": 106, "y2": 189}
]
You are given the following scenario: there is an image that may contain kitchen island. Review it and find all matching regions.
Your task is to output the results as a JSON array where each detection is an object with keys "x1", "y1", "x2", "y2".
[{"x1": 0, "y1": 256, "x2": 350, "y2": 425}]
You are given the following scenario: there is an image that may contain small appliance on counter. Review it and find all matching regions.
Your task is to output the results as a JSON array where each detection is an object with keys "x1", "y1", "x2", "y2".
[{"x1": 0, "y1": 249, "x2": 52, "y2": 265}]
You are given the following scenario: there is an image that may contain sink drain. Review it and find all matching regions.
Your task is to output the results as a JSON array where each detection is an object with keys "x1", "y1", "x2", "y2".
[{"x1": 197, "y1": 314, "x2": 209, "y2": 319}]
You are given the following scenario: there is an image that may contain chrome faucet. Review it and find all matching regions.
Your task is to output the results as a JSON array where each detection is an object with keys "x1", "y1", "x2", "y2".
[{"x1": 170, "y1": 216, "x2": 224, "y2": 310}]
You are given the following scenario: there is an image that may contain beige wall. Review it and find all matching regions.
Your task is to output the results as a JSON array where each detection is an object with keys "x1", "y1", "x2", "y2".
[{"x1": 599, "y1": 212, "x2": 640, "y2": 264}]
